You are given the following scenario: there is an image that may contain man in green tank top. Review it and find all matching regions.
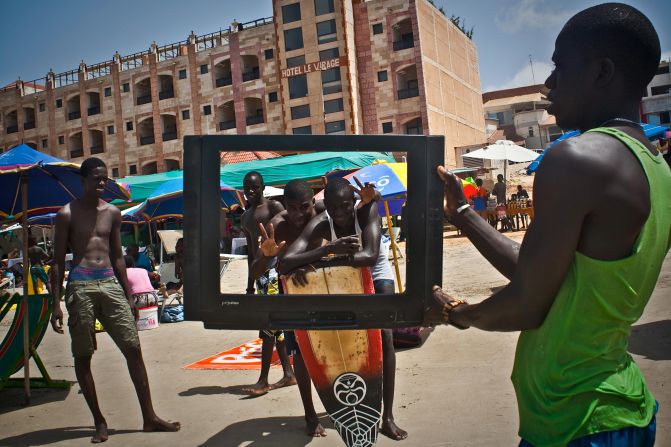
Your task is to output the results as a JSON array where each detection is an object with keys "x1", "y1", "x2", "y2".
[{"x1": 426, "y1": 3, "x2": 671, "y2": 446}]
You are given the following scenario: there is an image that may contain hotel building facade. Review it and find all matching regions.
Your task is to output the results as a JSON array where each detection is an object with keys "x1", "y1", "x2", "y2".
[{"x1": 0, "y1": 0, "x2": 485, "y2": 178}]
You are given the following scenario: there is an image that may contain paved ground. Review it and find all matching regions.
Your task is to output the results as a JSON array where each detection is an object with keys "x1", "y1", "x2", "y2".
[{"x1": 1, "y1": 231, "x2": 669, "y2": 447}]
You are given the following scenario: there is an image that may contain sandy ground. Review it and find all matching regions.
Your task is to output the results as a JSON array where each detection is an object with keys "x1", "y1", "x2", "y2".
[{"x1": 0, "y1": 230, "x2": 669, "y2": 447}]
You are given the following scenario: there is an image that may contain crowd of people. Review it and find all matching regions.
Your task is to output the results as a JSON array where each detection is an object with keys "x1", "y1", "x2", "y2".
[{"x1": 3, "y1": 3, "x2": 668, "y2": 446}]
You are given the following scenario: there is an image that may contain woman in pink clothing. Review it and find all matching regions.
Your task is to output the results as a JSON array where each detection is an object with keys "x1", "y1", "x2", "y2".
[{"x1": 124, "y1": 255, "x2": 158, "y2": 309}]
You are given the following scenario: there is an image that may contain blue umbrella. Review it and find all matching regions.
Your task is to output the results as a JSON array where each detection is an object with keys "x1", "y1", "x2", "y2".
[
  {"x1": 0, "y1": 145, "x2": 130, "y2": 219},
  {"x1": 133, "y1": 178, "x2": 241, "y2": 222}
]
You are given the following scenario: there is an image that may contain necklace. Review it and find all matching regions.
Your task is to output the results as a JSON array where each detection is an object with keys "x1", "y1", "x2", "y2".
[{"x1": 598, "y1": 117, "x2": 643, "y2": 131}]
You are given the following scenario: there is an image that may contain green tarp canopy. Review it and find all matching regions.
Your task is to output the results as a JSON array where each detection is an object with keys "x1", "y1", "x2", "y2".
[{"x1": 116, "y1": 152, "x2": 393, "y2": 202}]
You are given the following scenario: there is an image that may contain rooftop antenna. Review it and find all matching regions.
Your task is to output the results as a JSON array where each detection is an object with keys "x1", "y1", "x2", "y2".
[{"x1": 529, "y1": 54, "x2": 536, "y2": 84}]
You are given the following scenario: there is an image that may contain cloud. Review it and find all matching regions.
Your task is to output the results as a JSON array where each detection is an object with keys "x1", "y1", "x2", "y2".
[
  {"x1": 495, "y1": 0, "x2": 573, "y2": 34},
  {"x1": 484, "y1": 61, "x2": 553, "y2": 92}
]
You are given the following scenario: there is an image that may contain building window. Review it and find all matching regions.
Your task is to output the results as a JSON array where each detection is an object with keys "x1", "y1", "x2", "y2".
[
  {"x1": 42, "y1": 139, "x2": 48, "y2": 149},
  {"x1": 104, "y1": 87, "x2": 112, "y2": 97},
  {"x1": 122, "y1": 83, "x2": 130, "y2": 93},
  {"x1": 126, "y1": 121, "x2": 133, "y2": 131},
  {"x1": 322, "y1": 68, "x2": 341, "y2": 95},
  {"x1": 112, "y1": 167, "x2": 119, "y2": 178},
  {"x1": 203, "y1": 105, "x2": 212, "y2": 115},
  {"x1": 58, "y1": 135, "x2": 64, "y2": 145},
  {"x1": 107, "y1": 125, "x2": 114, "y2": 135},
  {"x1": 129, "y1": 164, "x2": 137, "y2": 175},
  {"x1": 289, "y1": 74, "x2": 308, "y2": 99},
  {"x1": 200, "y1": 64, "x2": 209, "y2": 75},
  {"x1": 264, "y1": 48, "x2": 274, "y2": 60},
  {"x1": 268, "y1": 92, "x2": 278, "y2": 103},
  {"x1": 320, "y1": 48, "x2": 339, "y2": 61},
  {"x1": 287, "y1": 55, "x2": 306, "y2": 68},
  {"x1": 179, "y1": 69, "x2": 187, "y2": 79},
  {"x1": 293, "y1": 125, "x2": 312, "y2": 134},
  {"x1": 317, "y1": 20, "x2": 337, "y2": 44},
  {"x1": 660, "y1": 111, "x2": 670, "y2": 124},
  {"x1": 182, "y1": 109, "x2": 190, "y2": 120},
  {"x1": 528, "y1": 127, "x2": 534, "y2": 137},
  {"x1": 314, "y1": 0, "x2": 334, "y2": 15},
  {"x1": 282, "y1": 3, "x2": 301, "y2": 23},
  {"x1": 377, "y1": 70, "x2": 388, "y2": 82},
  {"x1": 405, "y1": 118, "x2": 422, "y2": 134},
  {"x1": 325, "y1": 120, "x2": 345, "y2": 134},
  {"x1": 291, "y1": 104, "x2": 310, "y2": 120},
  {"x1": 284, "y1": 28, "x2": 304, "y2": 52},
  {"x1": 39, "y1": 102, "x2": 45, "y2": 112},
  {"x1": 651, "y1": 84, "x2": 671, "y2": 96},
  {"x1": 324, "y1": 98, "x2": 343, "y2": 114},
  {"x1": 56, "y1": 99, "x2": 62, "y2": 108},
  {"x1": 382, "y1": 122, "x2": 393, "y2": 133},
  {"x1": 372, "y1": 23, "x2": 383, "y2": 35}
]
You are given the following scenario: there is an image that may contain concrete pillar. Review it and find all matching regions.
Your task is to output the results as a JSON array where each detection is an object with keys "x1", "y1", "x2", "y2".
[
  {"x1": 46, "y1": 70, "x2": 57, "y2": 155},
  {"x1": 111, "y1": 54, "x2": 128, "y2": 177},
  {"x1": 78, "y1": 62, "x2": 90, "y2": 157},
  {"x1": 186, "y1": 33, "x2": 202, "y2": 135},
  {"x1": 148, "y1": 47, "x2": 165, "y2": 172},
  {"x1": 229, "y1": 33, "x2": 246, "y2": 134}
]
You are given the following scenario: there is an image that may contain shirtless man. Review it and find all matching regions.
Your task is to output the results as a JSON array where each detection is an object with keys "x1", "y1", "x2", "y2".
[
  {"x1": 427, "y1": 4, "x2": 670, "y2": 445},
  {"x1": 281, "y1": 177, "x2": 408, "y2": 441},
  {"x1": 250, "y1": 179, "x2": 327, "y2": 436},
  {"x1": 239, "y1": 171, "x2": 295, "y2": 395},
  {"x1": 50, "y1": 157, "x2": 180, "y2": 443}
]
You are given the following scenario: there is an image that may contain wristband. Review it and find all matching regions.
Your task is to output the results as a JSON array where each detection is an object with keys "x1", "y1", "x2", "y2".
[
  {"x1": 456, "y1": 203, "x2": 471, "y2": 214},
  {"x1": 442, "y1": 299, "x2": 469, "y2": 329}
]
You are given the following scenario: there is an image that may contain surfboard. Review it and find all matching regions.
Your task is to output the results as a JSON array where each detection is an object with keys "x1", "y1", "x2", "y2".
[{"x1": 283, "y1": 266, "x2": 383, "y2": 447}]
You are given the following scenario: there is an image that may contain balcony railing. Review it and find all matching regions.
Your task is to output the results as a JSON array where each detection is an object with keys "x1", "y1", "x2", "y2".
[
  {"x1": 23, "y1": 121, "x2": 35, "y2": 130},
  {"x1": 70, "y1": 149, "x2": 84, "y2": 158},
  {"x1": 90, "y1": 145, "x2": 104, "y2": 154},
  {"x1": 393, "y1": 38, "x2": 414, "y2": 51},
  {"x1": 242, "y1": 68, "x2": 260, "y2": 82},
  {"x1": 137, "y1": 94, "x2": 152, "y2": 105},
  {"x1": 216, "y1": 76, "x2": 233, "y2": 87},
  {"x1": 158, "y1": 89, "x2": 174, "y2": 100},
  {"x1": 140, "y1": 135, "x2": 155, "y2": 145},
  {"x1": 87, "y1": 106, "x2": 100, "y2": 116},
  {"x1": 6, "y1": 125, "x2": 18, "y2": 134},
  {"x1": 397, "y1": 87, "x2": 419, "y2": 100},
  {"x1": 219, "y1": 120, "x2": 236, "y2": 130},
  {"x1": 162, "y1": 131, "x2": 177, "y2": 141},
  {"x1": 246, "y1": 115, "x2": 264, "y2": 126},
  {"x1": 68, "y1": 111, "x2": 81, "y2": 120}
]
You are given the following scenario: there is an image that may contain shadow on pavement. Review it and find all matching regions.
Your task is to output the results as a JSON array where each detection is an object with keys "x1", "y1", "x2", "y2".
[
  {"x1": 629, "y1": 319, "x2": 671, "y2": 361},
  {"x1": 199, "y1": 414, "x2": 330, "y2": 447},
  {"x1": 0, "y1": 426, "x2": 141, "y2": 446},
  {"x1": 179, "y1": 384, "x2": 269, "y2": 399},
  {"x1": 0, "y1": 386, "x2": 72, "y2": 415}
]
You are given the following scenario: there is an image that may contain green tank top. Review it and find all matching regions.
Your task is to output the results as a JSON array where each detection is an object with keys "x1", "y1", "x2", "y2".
[{"x1": 511, "y1": 127, "x2": 671, "y2": 446}]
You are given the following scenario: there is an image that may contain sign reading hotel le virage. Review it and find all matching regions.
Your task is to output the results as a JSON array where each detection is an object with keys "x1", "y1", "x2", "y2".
[{"x1": 280, "y1": 56, "x2": 347, "y2": 78}]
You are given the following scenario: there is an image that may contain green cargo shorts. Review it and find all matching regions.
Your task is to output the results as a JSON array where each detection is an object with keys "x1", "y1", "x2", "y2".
[{"x1": 65, "y1": 277, "x2": 140, "y2": 358}]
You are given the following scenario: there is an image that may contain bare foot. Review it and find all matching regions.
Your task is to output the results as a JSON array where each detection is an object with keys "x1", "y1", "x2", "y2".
[
  {"x1": 242, "y1": 380, "x2": 270, "y2": 396},
  {"x1": 306, "y1": 416, "x2": 327, "y2": 437},
  {"x1": 269, "y1": 375, "x2": 297, "y2": 390},
  {"x1": 91, "y1": 421, "x2": 108, "y2": 443},
  {"x1": 143, "y1": 417, "x2": 181, "y2": 432},
  {"x1": 380, "y1": 418, "x2": 408, "y2": 441}
]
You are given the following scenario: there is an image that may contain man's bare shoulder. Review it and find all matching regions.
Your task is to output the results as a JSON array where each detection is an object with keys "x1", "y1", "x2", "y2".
[
  {"x1": 268, "y1": 199, "x2": 285, "y2": 213},
  {"x1": 538, "y1": 134, "x2": 616, "y2": 180},
  {"x1": 269, "y1": 210, "x2": 289, "y2": 226}
]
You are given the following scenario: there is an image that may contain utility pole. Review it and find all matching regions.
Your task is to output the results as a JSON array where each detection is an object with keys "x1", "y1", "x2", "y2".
[{"x1": 529, "y1": 54, "x2": 536, "y2": 84}]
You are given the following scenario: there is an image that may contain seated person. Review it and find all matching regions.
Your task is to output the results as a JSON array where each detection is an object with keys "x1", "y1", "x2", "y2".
[
  {"x1": 124, "y1": 255, "x2": 158, "y2": 309},
  {"x1": 126, "y1": 243, "x2": 154, "y2": 273},
  {"x1": 516, "y1": 185, "x2": 530, "y2": 200}
]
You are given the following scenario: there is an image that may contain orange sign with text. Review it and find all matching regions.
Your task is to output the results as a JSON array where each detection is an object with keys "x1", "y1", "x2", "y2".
[{"x1": 184, "y1": 338, "x2": 282, "y2": 370}]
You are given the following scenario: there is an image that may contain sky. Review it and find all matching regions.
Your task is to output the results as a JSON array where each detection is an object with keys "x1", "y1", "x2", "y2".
[{"x1": 1, "y1": 0, "x2": 669, "y2": 93}]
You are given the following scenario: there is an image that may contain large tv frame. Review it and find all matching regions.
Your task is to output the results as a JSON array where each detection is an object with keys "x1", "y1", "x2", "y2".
[{"x1": 183, "y1": 134, "x2": 444, "y2": 330}]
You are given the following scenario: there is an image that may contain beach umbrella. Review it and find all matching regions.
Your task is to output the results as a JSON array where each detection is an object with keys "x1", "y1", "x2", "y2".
[
  {"x1": 461, "y1": 177, "x2": 478, "y2": 200},
  {"x1": 133, "y1": 178, "x2": 241, "y2": 222},
  {"x1": 0, "y1": 144, "x2": 130, "y2": 403},
  {"x1": 462, "y1": 140, "x2": 540, "y2": 180}
]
